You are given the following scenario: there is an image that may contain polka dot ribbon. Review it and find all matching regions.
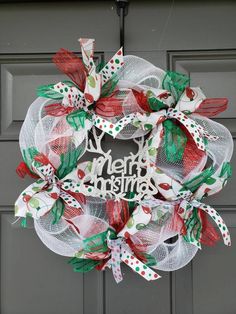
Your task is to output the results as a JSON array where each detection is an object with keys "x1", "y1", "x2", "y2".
[
  {"x1": 106, "y1": 232, "x2": 161, "y2": 283},
  {"x1": 167, "y1": 108, "x2": 218, "y2": 150},
  {"x1": 92, "y1": 113, "x2": 136, "y2": 138},
  {"x1": 104, "y1": 205, "x2": 161, "y2": 283},
  {"x1": 15, "y1": 157, "x2": 82, "y2": 219},
  {"x1": 52, "y1": 82, "x2": 85, "y2": 109},
  {"x1": 177, "y1": 198, "x2": 231, "y2": 248}
]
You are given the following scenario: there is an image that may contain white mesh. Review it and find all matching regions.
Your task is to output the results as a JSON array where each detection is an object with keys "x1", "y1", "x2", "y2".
[
  {"x1": 151, "y1": 236, "x2": 198, "y2": 271},
  {"x1": 117, "y1": 55, "x2": 166, "y2": 88},
  {"x1": 34, "y1": 211, "x2": 82, "y2": 257},
  {"x1": 19, "y1": 97, "x2": 87, "y2": 169},
  {"x1": 34, "y1": 197, "x2": 109, "y2": 257},
  {"x1": 191, "y1": 114, "x2": 233, "y2": 169}
]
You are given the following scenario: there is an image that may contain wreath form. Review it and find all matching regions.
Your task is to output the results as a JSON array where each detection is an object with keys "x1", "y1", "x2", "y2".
[{"x1": 15, "y1": 38, "x2": 233, "y2": 283}]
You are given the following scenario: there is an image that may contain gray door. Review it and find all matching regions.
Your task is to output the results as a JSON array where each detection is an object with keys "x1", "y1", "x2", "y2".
[{"x1": 0, "y1": 1, "x2": 235, "y2": 314}]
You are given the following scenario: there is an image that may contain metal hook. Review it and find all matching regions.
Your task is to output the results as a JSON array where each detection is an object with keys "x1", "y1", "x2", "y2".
[{"x1": 115, "y1": 0, "x2": 129, "y2": 53}]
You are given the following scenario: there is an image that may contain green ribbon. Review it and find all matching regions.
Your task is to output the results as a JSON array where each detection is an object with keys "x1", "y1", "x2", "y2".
[
  {"x1": 68, "y1": 229, "x2": 116, "y2": 273},
  {"x1": 51, "y1": 198, "x2": 65, "y2": 225},
  {"x1": 56, "y1": 147, "x2": 84, "y2": 179},
  {"x1": 163, "y1": 119, "x2": 187, "y2": 163},
  {"x1": 100, "y1": 73, "x2": 119, "y2": 97},
  {"x1": 183, "y1": 166, "x2": 215, "y2": 193},
  {"x1": 83, "y1": 229, "x2": 114, "y2": 254},
  {"x1": 66, "y1": 109, "x2": 90, "y2": 130},
  {"x1": 183, "y1": 207, "x2": 202, "y2": 245},
  {"x1": 68, "y1": 257, "x2": 101, "y2": 273},
  {"x1": 22, "y1": 147, "x2": 40, "y2": 171},
  {"x1": 162, "y1": 71, "x2": 190, "y2": 102},
  {"x1": 219, "y1": 162, "x2": 232, "y2": 179}
]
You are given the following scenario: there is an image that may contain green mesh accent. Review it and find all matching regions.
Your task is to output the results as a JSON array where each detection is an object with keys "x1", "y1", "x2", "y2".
[
  {"x1": 162, "y1": 71, "x2": 190, "y2": 101},
  {"x1": 219, "y1": 162, "x2": 232, "y2": 179},
  {"x1": 51, "y1": 198, "x2": 65, "y2": 224},
  {"x1": 183, "y1": 166, "x2": 215, "y2": 192},
  {"x1": 83, "y1": 229, "x2": 113, "y2": 254},
  {"x1": 163, "y1": 119, "x2": 187, "y2": 162},
  {"x1": 22, "y1": 147, "x2": 39, "y2": 170},
  {"x1": 66, "y1": 109, "x2": 91, "y2": 131},
  {"x1": 126, "y1": 191, "x2": 136, "y2": 211},
  {"x1": 96, "y1": 60, "x2": 106, "y2": 73},
  {"x1": 56, "y1": 147, "x2": 84, "y2": 179},
  {"x1": 37, "y1": 80, "x2": 76, "y2": 99},
  {"x1": 140, "y1": 253, "x2": 157, "y2": 267},
  {"x1": 68, "y1": 257, "x2": 101, "y2": 273},
  {"x1": 100, "y1": 74, "x2": 119, "y2": 97}
]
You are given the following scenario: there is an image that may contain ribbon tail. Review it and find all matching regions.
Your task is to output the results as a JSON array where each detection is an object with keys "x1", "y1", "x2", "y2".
[
  {"x1": 196, "y1": 202, "x2": 231, "y2": 246},
  {"x1": 121, "y1": 247, "x2": 161, "y2": 281},
  {"x1": 100, "y1": 47, "x2": 124, "y2": 85},
  {"x1": 14, "y1": 180, "x2": 48, "y2": 218},
  {"x1": 92, "y1": 113, "x2": 136, "y2": 138}
]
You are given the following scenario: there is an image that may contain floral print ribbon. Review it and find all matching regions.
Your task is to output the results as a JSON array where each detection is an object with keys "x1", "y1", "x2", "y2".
[{"x1": 14, "y1": 156, "x2": 92, "y2": 219}]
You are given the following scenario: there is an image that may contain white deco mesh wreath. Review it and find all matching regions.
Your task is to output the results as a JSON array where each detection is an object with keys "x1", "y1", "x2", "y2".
[{"x1": 15, "y1": 38, "x2": 233, "y2": 283}]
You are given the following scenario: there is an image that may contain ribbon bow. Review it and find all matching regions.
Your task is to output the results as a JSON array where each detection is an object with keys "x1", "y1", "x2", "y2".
[
  {"x1": 135, "y1": 106, "x2": 218, "y2": 155},
  {"x1": 39, "y1": 38, "x2": 124, "y2": 115},
  {"x1": 72, "y1": 204, "x2": 161, "y2": 283},
  {"x1": 15, "y1": 154, "x2": 87, "y2": 220},
  {"x1": 151, "y1": 161, "x2": 232, "y2": 248},
  {"x1": 175, "y1": 185, "x2": 231, "y2": 248}
]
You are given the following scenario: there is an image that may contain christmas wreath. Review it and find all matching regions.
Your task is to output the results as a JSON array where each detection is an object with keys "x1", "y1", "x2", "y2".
[{"x1": 15, "y1": 38, "x2": 233, "y2": 283}]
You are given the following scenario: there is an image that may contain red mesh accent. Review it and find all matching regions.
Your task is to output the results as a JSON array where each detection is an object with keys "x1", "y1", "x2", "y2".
[
  {"x1": 199, "y1": 210, "x2": 220, "y2": 246},
  {"x1": 195, "y1": 98, "x2": 228, "y2": 117},
  {"x1": 52, "y1": 48, "x2": 87, "y2": 91},
  {"x1": 106, "y1": 199, "x2": 130, "y2": 233},
  {"x1": 49, "y1": 137, "x2": 71, "y2": 155},
  {"x1": 34, "y1": 153, "x2": 52, "y2": 166},
  {"x1": 16, "y1": 161, "x2": 39, "y2": 179},
  {"x1": 44, "y1": 103, "x2": 73, "y2": 117},
  {"x1": 63, "y1": 206, "x2": 83, "y2": 219},
  {"x1": 95, "y1": 95, "x2": 123, "y2": 117},
  {"x1": 171, "y1": 205, "x2": 186, "y2": 235},
  {"x1": 181, "y1": 126, "x2": 206, "y2": 177}
]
